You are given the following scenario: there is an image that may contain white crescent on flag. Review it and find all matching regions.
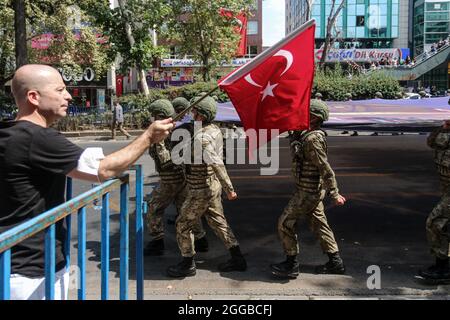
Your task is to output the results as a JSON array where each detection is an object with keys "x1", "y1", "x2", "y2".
[{"x1": 273, "y1": 50, "x2": 293, "y2": 76}]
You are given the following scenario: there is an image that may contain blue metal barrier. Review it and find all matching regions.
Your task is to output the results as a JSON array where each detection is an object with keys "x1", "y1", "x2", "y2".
[{"x1": 0, "y1": 165, "x2": 146, "y2": 300}]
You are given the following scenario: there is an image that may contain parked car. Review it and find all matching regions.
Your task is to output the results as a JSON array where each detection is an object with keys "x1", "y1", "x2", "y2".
[{"x1": 404, "y1": 93, "x2": 421, "y2": 99}]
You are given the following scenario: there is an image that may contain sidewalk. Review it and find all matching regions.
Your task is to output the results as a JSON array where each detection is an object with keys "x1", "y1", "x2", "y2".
[{"x1": 62, "y1": 129, "x2": 144, "y2": 139}]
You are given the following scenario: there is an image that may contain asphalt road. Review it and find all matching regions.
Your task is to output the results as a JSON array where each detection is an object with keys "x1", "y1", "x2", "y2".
[{"x1": 66, "y1": 132, "x2": 450, "y2": 299}]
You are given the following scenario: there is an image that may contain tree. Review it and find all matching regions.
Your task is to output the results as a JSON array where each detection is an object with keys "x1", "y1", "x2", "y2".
[
  {"x1": 305, "y1": 0, "x2": 315, "y2": 21},
  {"x1": 84, "y1": 0, "x2": 172, "y2": 96},
  {"x1": 319, "y1": 0, "x2": 345, "y2": 68},
  {"x1": 0, "y1": 0, "x2": 111, "y2": 90},
  {"x1": 0, "y1": 0, "x2": 15, "y2": 89},
  {"x1": 168, "y1": 0, "x2": 254, "y2": 82},
  {"x1": 28, "y1": 5, "x2": 111, "y2": 81}
]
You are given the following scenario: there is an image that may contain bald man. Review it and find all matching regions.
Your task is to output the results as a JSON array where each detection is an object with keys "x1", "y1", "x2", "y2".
[{"x1": 0, "y1": 64, "x2": 174, "y2": 300}]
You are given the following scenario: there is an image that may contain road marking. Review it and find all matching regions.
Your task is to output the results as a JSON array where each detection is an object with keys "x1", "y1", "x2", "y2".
[{"x1": 230, "y1": 173, "x2": 394, "y2": 180}]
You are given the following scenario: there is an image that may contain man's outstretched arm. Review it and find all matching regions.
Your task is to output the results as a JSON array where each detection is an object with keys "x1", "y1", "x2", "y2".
[{"x1": 68, "y1": 119, "x2": 174, "y2": 182}]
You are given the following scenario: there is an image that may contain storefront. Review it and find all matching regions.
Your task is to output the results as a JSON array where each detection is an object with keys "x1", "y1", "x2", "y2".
[
  {"x1": 146, "y1": 57, "x2": 253, "y2": 88},
  {"x1": 59, "y1": 67, "x2": 110, "y2": 111}
]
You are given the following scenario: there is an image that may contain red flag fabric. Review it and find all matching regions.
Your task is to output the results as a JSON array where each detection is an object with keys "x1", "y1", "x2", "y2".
[
  {"x1": 219, "y1": 21, "x2": 315, "y2": 150},
  {"x1": 219, "y1": 9, "x2": 248, "y2": 57}
]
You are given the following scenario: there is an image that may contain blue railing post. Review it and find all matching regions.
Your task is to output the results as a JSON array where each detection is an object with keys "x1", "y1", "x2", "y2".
[
  {"x1": 45, "y1": 225, "x2": 56, "y2": 300},
  {"x1": 101, "y1": 193, "x2": 110, "y2": 300},
  {"x1": 65, "y1": 177, "x2": 73, "y2": 269},
  {"x1": 0, "y1": 250, "x2": 11, "y2": 300},
  {"x1": 134, "y1": 165, "x2": 144, "y2": 300},
  {"x1": 0, "y1": 174, "x2": 137, "y2": 301},
  {"x1": 77, "y1": 207, "x2": 86, "y2": 300},
  {"x1": 120, "y1": 183, "x2": 129, "y2": 300}
]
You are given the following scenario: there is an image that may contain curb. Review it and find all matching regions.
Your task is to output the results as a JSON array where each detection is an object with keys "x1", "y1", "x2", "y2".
[{"x1": 62, "y1": 130, "x2": 145, "y2": 138}]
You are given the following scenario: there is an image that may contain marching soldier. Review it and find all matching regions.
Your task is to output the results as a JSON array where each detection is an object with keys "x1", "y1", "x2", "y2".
[
  {"x1": 167, "y1": 96, "x2": 246, "y2": 277},
  {"x1": 270, "y1": 99, "x2": 346, "y2": 279},
  {"x1": 418, "y1": 121, "x2": 450, "y2": 284},
  {"x1": 144, "y1": 99, "x2": 208, "y2": 256}
]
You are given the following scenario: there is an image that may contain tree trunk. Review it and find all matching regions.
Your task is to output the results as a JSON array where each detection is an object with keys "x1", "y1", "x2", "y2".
[
  {"x1": 137, "y1": 67, "x2": 149, "y2": 96},
  {"x1": 201, "y1": 56, "x2": 210, "y2": 82},
  {"x1": 13, "y1": 0, "x2": 27, "y2": 68},
  {"x1": 319, "y1": 0, "x2": 345, "y2": 68},
  {"x1": 118, "y1": 0, "x2": 150, "y2": 96}
]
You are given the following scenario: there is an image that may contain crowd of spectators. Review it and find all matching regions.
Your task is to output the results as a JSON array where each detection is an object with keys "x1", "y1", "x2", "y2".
[{"x1": 367, "y1": 35, "x2": 450, "y2": 71}]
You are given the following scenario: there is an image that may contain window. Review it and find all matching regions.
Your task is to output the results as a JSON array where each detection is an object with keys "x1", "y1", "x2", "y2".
[
  {"x1": 348, "y1": 15, "x2": 356, "y2": 27},
  {"x1": 356, "y1": 16, "x2": 365, "y2": 26},
  {"x1": 356, "y1": 4, "x2": 365, "y2": 15},
  {"x1": 356, "y1": 26, "x2": 365, "y2": 37},
  {"x1": 392, "y1": 15, "x2": 399, "y2": 26},
  {"x1": 247, "y1": 45, "x2": 258, "y2": 56},
  {"x1": 247, "y1": 21, "x2": 258, "y2": 35}
]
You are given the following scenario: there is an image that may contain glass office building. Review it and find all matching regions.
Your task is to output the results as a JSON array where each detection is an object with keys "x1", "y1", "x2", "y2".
[
  {"x1": 311, "y1": 0, "x2": 400, "y2": 48},
  {"x1": 286, "y1": 0, "x2": 406, "y2": 49},
  {"x1": 413, "y1": 0, "x2": 450, "y2": 55}
]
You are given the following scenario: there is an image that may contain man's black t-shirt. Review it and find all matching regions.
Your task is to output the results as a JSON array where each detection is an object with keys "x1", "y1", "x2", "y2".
[{"x1": 0, "y1": 120, "x2": 84, "y2": 278}]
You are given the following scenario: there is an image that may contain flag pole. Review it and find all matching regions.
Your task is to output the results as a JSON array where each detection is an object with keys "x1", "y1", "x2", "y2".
[{"x1": 172, "y1": 85, "x2": 219, "y2": 122}]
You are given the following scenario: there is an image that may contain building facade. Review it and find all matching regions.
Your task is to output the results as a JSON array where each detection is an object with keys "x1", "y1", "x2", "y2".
[
  {"x1": 247, "y1": 0, "x2": 264, "y2": 57},
  {"x1": 286, "y1": 0, "x2": 409, "y2": 50},
  {"x1": 413, "y1": 0, "x2": 450, "y2": 55}
]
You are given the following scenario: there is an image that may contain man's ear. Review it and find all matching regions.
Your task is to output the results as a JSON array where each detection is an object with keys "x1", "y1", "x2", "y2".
[{"x1": 27, "y1": 90, "x2": 40, "y2": 107}]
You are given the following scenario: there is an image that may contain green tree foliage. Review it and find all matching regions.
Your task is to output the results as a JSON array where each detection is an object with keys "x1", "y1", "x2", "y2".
[
  {"x1": 83, "y1": 0, "x2": 172, "y2": 96},
  {"x1": 168, "y1": 0, "x2": 254, "y2": 82},
  {"x1": 313, "y1": 65, "x2": 402, "y2": 100},
  {"x1": 0, "y1": 1, "x2": 111, "y2": 89}
]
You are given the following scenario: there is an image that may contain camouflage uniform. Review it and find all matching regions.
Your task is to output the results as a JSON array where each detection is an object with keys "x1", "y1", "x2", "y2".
[
  {"x1": 426, "y1": 128, "x2": 450, "y2": 259},
  {"x1": 176, "y1": 123, "x2": 239, "y2": 257},
  {"x1": 278, "y1": 129, "x2": 341, "y2": 256},
  {"x1": 147, "y1": 136, "x2": 205, "y2": 241}
]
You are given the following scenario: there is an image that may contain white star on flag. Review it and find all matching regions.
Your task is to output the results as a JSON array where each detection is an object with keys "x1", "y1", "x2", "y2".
[{"x1": 261, "y1": 82, "x2": 278, "y2": 101}]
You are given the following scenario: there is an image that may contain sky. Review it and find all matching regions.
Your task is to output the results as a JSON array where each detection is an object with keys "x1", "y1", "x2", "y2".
[{"x1": 262, "y1": 0, "x2": 286, "y2": 47}]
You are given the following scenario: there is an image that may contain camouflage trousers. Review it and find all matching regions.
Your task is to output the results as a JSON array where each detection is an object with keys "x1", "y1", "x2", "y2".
[
  {"x1": 146, "y1": 182, "x2": 205, "y2": 241},
  {"x1": 426, "y1": 192, "x2": 450, "y2": 259},
  {"x1": 176, "y1": 179, "x2": 239, "y2": 257},
  {"x1": 278, "y1": 189, "x2": 339, "y2": 256}
]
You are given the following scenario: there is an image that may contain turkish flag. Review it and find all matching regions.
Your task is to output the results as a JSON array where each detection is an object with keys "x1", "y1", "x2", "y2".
[
  {"x1": 219, "y1": 21, "x2": 315, "y2": 151},
  {"x1": 116, "y1": 74, "x2": 124, "y2": 97},
  {"x1": 219, "y1": 9, "x2": 248, "y2": 57}
]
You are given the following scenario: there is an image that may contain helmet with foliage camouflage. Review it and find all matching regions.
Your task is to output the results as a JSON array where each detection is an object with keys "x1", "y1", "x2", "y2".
[
  {"x1": 309, "y1": 99, "x2": 329, "y2": 122},
  {"x1": 192, "y1": 96, "x2": 217, "y2": 122},
  {"x1": 172, "y1": 97, "x2": 190, "y2": 113},
  {"x1": 149, "y1": 99, "x2": 175, "y2": 118}
]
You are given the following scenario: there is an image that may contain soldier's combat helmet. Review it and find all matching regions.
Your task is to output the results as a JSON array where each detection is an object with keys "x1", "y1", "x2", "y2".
[
  {"x1": 192, "y1": 96, "x2": 217, "y2": 122},
  {"x1": 150, "y1": 99, "x2": 175, "y2": 119},
  {"x1": 172, "y1": 97, "x2": 190, "y2": 113},
  {"x1": 309, "y1": 99, "x2": 329, "y2": 122}
]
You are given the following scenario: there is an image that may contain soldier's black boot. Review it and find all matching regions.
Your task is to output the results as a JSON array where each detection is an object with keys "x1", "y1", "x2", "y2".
[
  {"x1": 167, "y1": 257, "x2": 196, "y2": 278},
  {"x1": 270, "y1": 255, "x2": 300, "y2": 279},
  {"x1": 218, "y1": 246, "x2": 247, "y2": 272},
  {"x1": 315, "y1": 252, "x2": 346, "y2": 274},
  {"x1": 143, "y1": 238, "x2": 164, "y2": 256},
  {"x1": 194, "y1": 236, "x2": 209, "y2": 253},
  {"x1": 418, "y1": 258, "x2": 450, "y2": 284}
]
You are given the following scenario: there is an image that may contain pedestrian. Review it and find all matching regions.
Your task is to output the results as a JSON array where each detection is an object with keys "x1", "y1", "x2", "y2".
[
  {"x1": 166, "y1": 96, "x2": 246, "y2": 277},
  {"x1": 111, "y1": 98, "x2": 131, "y2": 140},
  {"x1": 144, "y1": 99, "x2": 208, "y2": 256},
  {"x1": 0, "y1": 64, "x2": 174, "y2": 300},
  {"x1": 270, "y1": 99, "x2": 346, "y2": 279},
  {"x1": 417, "y1": 122, "x2": 450, "y2": 284}
]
